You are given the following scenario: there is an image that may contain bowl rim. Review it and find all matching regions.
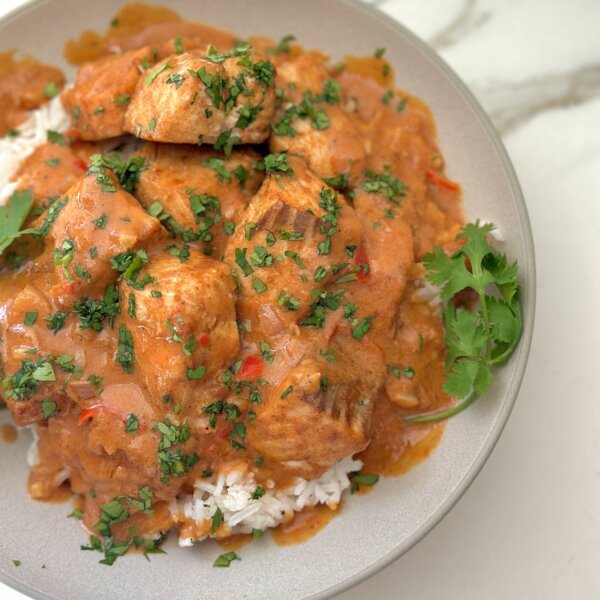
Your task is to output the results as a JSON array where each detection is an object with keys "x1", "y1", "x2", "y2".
[{"x1": 0, "y1": 1, "x2": 536, "y2": 599}]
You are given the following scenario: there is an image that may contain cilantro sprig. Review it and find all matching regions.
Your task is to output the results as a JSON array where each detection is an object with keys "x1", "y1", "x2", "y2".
[{"x1": 405, "y1": 222, "x2": 522, "y2": 423}]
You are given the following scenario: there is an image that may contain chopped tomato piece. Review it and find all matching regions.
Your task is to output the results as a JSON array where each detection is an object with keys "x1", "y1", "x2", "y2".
[
  {"x1": 49, "y1": 282, "x2": 76, "y2": 299},
  {"x1": 239, "y1": 355, "x2": 263, "y2": 379},
  {"x1": 73, "y1": 159, "x2": 88, "y2": 172},
  {"x1": 78, "y1": 405, "x2": 104, "y2": 426},
  {"x1": 198, "y1": 333, "x2": 211, "y2": 346},
  {"x1": 354, "y1": 245, "x2": 371, "y2": 282},
  {"x1": 425, "y1": 168, "x2": 461, "y2": 192}
]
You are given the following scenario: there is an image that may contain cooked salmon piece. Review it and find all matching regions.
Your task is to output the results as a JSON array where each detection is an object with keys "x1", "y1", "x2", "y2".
[
  {"x1": 223, "y1": 155, "x2": 365, "y2": 339},
  {"x1": 61, "y1": 46, "x2": 158, "y2": 140},
  {"x1": 1, "y1": 284, "x2": 72, "y2": 426},
  {"x1": 269, "y1": 53, "x2": 367, "y2": 185},
  {"x1": 134, "y1": 143, "x2": 263, "y2": 258},
  {"x1": 44, "y1": 166, "x2": 162, "y2": 307},
  {"x1": 124, "y1": 48, "x2": 276, "y2": 146},
  {"x1": 11, "y1": 142, "x2": 90, "y2": 216},
  {"x1": 348, "y1": 188, "x2": 415, "y2": 341},
  {"x1": 119, "y1": 251, "x2": 239, "y2": 401},
  {"x1": 248, "y1": 331, "x2": 384, "y2": 478}
]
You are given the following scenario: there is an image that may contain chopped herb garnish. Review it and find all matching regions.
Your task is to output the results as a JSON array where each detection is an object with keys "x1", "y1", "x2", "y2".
[
  {"x1": 45, "y1": 310, "x2": 68, "y2": 333},
  {"x1": 280, "y1": 385, "x2": 293, "y2": 399},
  {"x1": 116, "y1": 325, "x2": 134, "y2": 373},
  {"x1": 155, "y1": 419, "x2": 199, "y2": 483},
  {"x1": 125, "y1": 414, "x2": 139, "y2": 434},
  {"x1": 252, "y1": 275, "x2": 267, "y2": 293},
  {"x1": 396, "y1": 96, "x2": 409, "y2": 111},
  {"x1": 213, "y1": 551, "x2": 239, "y2": 568},
  {"x1": 41, "y1": 400, "x2": 59, "y2": 419},
  {"x1": 37, "y1": 197, "x2": 67, "y2": 238},
  {"x1": 47, "y1": 130, "x2": 66, "y2": 146},
  {"x1": 87, "y1": 154, "x2": 146, "y2": 194},
  {"x1": 268, "y1": 34, "x2": 296, "y2": 55},
  {"x1": 387, "y1": 364, "x2": 415, "y2": 379},
  {"x1": 284, "y1": 250, "x2": 306, "y2": 269},
  {"x1": 263, "y1": 153, "x2": 293, "y2": 175},
  {"x1": 352, "y1": 316, "x2": 374, "y2": 340},
  {"x1": 381, "y1": 90, "x2": 393, "y2": 104},
  {"x1": 24, "y1": 311, "x2": 38, "y2": 327},
  {"x1": 1, "y1": 359, "x2": 56, "y2": 401},
  {"x1": 74, "y1": 286, "x2": 119, "y2": 331},
  {"x1": 350, "y1": 472, "x2": 379, "y2": 493},
  {"x1": 186, "y1": 365, "x2": 207, "y2": 380},
  {"x1": 92, "y1": 213, "x2": 108, "y2": 229},
  {"x1": 211, "y1": 507, "x2": 223, "y2": 534},
  {"x1": 323, "y1": 172, "x2": 349, "y2": 192},
  {"x1": 250, "y1": 246, "x2": 273, "y2": 267},
  {"x1": 319, "y1": 348, "x2": 336, "y2": 362},
  {"x1": 251, "y1": 486, "x2": 265, "y2": 500},
  {"x1": 363, "y1": 169, "x2": 407, "y2": 204},
  {"x1": 145, "y1": 61, "x2": 172, "y2": 85},
  {"x1": 165, "y1": 73, "x2": 185, "y2": 89}
]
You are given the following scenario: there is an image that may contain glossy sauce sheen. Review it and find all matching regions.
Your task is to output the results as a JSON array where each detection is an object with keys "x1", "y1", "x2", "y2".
[
  {"x1": 0, "y1": 4, "x2": 465, "y2": 549},
  {"x1": 272, "y1": 504, "x2": 341, "y2": 547}
]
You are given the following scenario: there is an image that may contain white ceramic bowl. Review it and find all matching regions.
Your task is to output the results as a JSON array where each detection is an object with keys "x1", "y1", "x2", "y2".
[{"x1": 0, "y1": 1, "x2": 535, "y2": 598}]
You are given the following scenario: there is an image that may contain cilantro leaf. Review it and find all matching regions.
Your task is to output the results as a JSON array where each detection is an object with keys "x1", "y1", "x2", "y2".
[{"x1": 0, "y1": 189, "x2": 37, "y2": 255}]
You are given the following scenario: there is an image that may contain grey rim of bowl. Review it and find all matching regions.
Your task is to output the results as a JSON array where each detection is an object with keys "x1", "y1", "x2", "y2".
[{"x1": 0, "y1": 1, "x2": 536, "y2": 599}]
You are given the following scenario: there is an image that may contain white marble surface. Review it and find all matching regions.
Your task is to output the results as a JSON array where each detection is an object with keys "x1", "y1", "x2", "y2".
[{"x1": 1, "y1": 0, "x2": 599, "y2": 599}]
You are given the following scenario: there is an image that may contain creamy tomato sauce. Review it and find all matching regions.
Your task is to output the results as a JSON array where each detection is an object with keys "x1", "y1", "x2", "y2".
[{"x1": 0, "y1": 3, "x2": 464, "y2": 554}]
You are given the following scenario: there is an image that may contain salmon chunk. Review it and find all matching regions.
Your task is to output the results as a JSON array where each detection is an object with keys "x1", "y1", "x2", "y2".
[
  {"x1": 134, "y1": 143, "x2": 263, "y2": 257},
  {"x1": 223, "y1": 155, "x2": 365, "y2": 338},
  {"x1": 270, "y1": 53, "x2": 367, "y2": 185},
  {"x1": 61, "y1": 46, "x2": 157, "y2": 140},
  {"x1": 118, "y1": 251, "x2": 239, "y2": 401},
  {"x1": 45, "y1": 163, "x2": 162, "y2": 307},
  {"x1": 248, "y1": 332, "x2": 384, "y2": 478},
  {"x1": 124, "y1": 47, "x2": 276, "y2": 146},
  {"x1": 12, "y1": 142, "x2": 89, "y2": 216}
]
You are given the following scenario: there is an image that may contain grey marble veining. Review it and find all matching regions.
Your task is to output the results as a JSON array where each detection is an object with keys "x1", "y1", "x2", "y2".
[{"x1": 369, "y1": 0, "x2": 600, "y2": 135}]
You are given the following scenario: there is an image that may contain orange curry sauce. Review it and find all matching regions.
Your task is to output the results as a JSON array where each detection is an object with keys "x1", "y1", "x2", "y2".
[{"x1": 0, "y1": 3, "x2": 464, "y2": 552}]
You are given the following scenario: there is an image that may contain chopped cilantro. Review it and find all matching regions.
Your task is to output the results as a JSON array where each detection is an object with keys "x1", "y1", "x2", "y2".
[
  {"x1": 213, "y1": 551, "x2": 239, "y2": 568},
  {"x1": 24, "y1": 311, "x2": 38, "y2": 327}
]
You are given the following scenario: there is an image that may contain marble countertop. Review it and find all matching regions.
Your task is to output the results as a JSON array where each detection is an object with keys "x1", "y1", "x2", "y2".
[{"x1": 1, "y1": 0, "x2": 599, "y2": 599}]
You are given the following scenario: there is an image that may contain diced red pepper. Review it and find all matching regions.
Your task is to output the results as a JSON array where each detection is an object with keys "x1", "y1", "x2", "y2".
[
  {"x1": 425, "y1": 168, "x2": 461, "y2": 192},
  {"x1": 198, "y1": 333, "x2": 211, "y2": 347},
  {"x1": 239, "y1": 355, "x2": 264, "y2": 379},
  {"x1": 78, "y1": 405, "x2": 104, "y2": 426},
  {"x1": 354, "y1": 245, "x2": 371, "y2": 282},
  {"x1": 49, "y1": 282, "x2": 76, "y2": 300},
  {"x1": 74, "y1": 159, "x2": 88, "y2": 172}
]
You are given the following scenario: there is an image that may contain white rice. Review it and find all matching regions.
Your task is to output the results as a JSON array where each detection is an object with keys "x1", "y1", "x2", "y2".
[{"x1": 172, "y1": 456, "x2": 362, "y2": 546}]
